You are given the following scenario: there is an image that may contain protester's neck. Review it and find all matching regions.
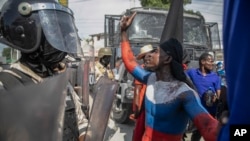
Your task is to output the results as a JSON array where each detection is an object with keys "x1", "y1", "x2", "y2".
[
  {"x1": 199, "y1": 67, "x2": 210, "y2": 76},
  {"x1": 156, "y1": 66, "x2": 174, "y2": 82}
]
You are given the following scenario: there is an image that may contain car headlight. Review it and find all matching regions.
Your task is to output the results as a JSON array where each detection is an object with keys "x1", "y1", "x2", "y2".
[{"x1": 125, "y1": 86, "x2": 134, "y2": 99}]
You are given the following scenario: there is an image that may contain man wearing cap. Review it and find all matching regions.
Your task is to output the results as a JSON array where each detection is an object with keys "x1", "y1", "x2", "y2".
[
  {"x1": 132, "y1": 44, "x2": 156, "y2": 141},
  {"x1": 132, "y1": 44, "x2": 155, "y2": 116}
]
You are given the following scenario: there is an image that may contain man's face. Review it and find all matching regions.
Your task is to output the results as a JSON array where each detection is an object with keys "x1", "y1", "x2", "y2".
[
  {"x1": 100, "y1": 55, "x2": 111, "y2": 67},
  {"x1": 143, "y1": 48, "x2": 159, "y2": 71},
  {"x1": 202, "y1": 55, "x2": 214, "y2": 71}
]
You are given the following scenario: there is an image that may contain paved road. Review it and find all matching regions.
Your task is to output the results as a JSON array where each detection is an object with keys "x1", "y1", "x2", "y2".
[
  {"x1": 104, "y1": 118, "x2": 204, "y2": 141},
  {"x1": 104, "y1": 118, "x2": 134, "y2": 141}
]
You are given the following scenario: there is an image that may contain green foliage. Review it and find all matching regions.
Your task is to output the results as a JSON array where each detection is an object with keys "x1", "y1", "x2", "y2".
[
  {"x1": 2, "y1": 48, "x2": 11, "y2": 61},
  {"x1": 139, "y1": 0, "x2": 204, "y2": 20},
  {"x1": 2, "y1": 48, "x2": 13, "y2": 63},
  {"x1": 140, "y1": 0, "x2": 192, "y2": 9},
  {"x1": 140, "y1": 0, "x2": 170, "y2": 9}
]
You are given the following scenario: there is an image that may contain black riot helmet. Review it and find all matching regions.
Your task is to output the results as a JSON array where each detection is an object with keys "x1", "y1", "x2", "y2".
[{"x1": 0, "y1": 0, "x2": 82, "y2": 54}]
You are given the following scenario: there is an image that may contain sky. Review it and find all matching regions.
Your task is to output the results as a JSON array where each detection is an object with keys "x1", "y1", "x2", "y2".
[
  {"x1": 69, "y1": 0, "x2": 142, "y2": 39},
  {"x1": 0, "y1": 0, "x2": 224, "y2": 43},
  {"x1": 69, "y1": 0, "x2": 224, "y2": 40}
]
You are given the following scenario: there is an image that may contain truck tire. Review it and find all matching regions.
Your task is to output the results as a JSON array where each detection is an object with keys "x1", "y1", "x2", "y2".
[{"x1": 111, "y1": 98, "x2": 132, "y2": 124}]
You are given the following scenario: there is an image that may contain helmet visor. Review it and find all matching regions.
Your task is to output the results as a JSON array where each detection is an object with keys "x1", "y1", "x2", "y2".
[{"x1": 39, "y1": 9, "x2": 81, "y2": 54}]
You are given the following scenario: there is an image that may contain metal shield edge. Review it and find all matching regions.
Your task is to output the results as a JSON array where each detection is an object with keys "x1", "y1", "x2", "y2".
[{"x1": 84, "y1": 76, "x2": 118, "y2": 141}]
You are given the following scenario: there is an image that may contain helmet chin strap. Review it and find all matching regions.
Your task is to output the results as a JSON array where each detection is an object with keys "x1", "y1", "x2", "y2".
[
  {"x1": 20, "y1": 52, "x2": 53, "y2": 77},
  {"x1": 20, "y1": 39, "x2": 67, "y2": 77},
  {"x1": 40, "y1": 39, "x2": 67, "y2": 71}
]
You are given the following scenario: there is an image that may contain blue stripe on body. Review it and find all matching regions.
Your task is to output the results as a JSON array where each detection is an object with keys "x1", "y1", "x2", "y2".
[
  {"x1": 131, "y1": 66, "x2": 151, "y2": 84},
  {"x1": 183, "y1": 90, "x2": 208, "y2": 120},
  {"x1": 145, "y1": 90, "x2": 208, "y2": 134},
  {"x1": 145, "y1": 96, "x2": 188, "y2": 134}
]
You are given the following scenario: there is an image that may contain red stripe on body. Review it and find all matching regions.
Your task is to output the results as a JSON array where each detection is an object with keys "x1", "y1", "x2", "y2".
[
  {"x1": 121, "y1": 41, "x2": 138, "y2": 73},
  {"x1": 142, "y1": 126, "x2": 183, "y2": 141},
  {"x1": 193, "y1": 113, "x2": 219, "y2": 141}
]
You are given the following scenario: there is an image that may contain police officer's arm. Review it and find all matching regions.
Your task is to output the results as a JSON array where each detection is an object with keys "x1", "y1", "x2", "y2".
[{"x1": 70, "y1": 87, "x2": 88, "y2": 141}]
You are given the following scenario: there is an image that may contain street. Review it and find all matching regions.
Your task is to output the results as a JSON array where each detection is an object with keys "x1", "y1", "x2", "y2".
[
  {"x1": 104, "y1": 117, "x2": 204, "y2": 141},
  {"x1": 104, "y1": 117, "x2": 134, "y2": 141}
]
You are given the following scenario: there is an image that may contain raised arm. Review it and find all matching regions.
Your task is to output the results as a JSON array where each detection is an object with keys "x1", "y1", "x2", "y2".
[
  {"x1": 120, "y1": 13, "x2": 150, "y2": 83},
  {"x1": 181, "y1": 90, "x2": 219, "y2": 141}
]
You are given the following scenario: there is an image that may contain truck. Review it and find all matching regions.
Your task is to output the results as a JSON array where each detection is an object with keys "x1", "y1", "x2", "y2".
[{"x1": 104, "y1": 7, "x2": 222, "y2": 124}]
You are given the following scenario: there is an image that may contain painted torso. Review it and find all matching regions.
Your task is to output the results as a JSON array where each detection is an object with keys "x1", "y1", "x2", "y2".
[
  {"x1": 121, "y1": 41, "x2": 218, "y2": 141},
  {"x1": 145, "y1": 73, "x2": 190, "y2": 134}
]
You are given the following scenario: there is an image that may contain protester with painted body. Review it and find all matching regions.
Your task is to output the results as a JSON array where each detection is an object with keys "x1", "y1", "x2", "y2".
[
  {"x1": 131, "y1": 44, "x2": 156, "y2": 141},
  {"x1": 0, "y1": 0, "x2": 87, "y2": 140},
  {"x1": 133, "y1": 45, "x2": 191, "y2": 141},
  {"x1": 120, "y1": 13, "x2": 218, "y2": 141},
  {"x1": 132, "y1": 44, "x2": 155, "y2": 118},
  {"x1": 94, "y1": 47, "x2": 114, "y2": 82}
]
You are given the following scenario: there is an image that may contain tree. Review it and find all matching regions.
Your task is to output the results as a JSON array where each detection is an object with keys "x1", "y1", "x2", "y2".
[
  {"x1": 58, "y1": 0, "x2": 68, "y2": 7},
  {"x1": 140, "y1": 0, "x2": 192, "y2": 9},
  {"x1": 2, "y1": 48, "x2": 11, "y2": 63}
]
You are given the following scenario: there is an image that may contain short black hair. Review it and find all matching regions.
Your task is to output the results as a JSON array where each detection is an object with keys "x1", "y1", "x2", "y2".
[
  {"x1": 199, "y1": 52, "x2": 213, "y2": 67},
  {"x1": 159, "y1": 38, "x2": 195, "y2": 89},
  {"x1": 160, "y1": 38, "x2": 183, "y2": 64}
]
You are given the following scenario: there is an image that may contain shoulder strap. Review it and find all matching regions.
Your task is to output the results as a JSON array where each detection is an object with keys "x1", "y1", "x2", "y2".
[
  {"x1": 0, "y1": 68, "x2": 34, "y2": 90},
  {"x1": 0, "y1": 71, "x2": 24, "y2": 90},
  {"x1": 10, "y1": 68, "x2": 34, "y2": 85}
]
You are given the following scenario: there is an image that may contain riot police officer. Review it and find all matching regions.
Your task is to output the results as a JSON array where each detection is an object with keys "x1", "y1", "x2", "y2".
[
  {"x1": 94, "y1": 47, "x2": 114, "y2": 82},
  {"x1": 0, "y1": 0, "x2": 87, "y2": 141}
]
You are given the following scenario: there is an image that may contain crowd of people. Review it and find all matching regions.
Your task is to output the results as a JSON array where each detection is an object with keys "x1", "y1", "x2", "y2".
[{"x1": 0, "y1": 0, "x2": 249, "y2": 141}]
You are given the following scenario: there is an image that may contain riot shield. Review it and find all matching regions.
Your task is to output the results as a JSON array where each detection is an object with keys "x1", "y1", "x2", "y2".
[
  {"x1": 85, "y1": 76, "x2": 118, "y2": 141},
  {"x1": 76, "y1": 60, "x2": 90, "y2": 118},
  {"x1": 0, "y1": 72, "x2": 68, "y2": 141}
]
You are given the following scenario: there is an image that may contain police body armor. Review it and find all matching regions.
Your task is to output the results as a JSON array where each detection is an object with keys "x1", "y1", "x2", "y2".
[
  {"x1": 0, "y1": 69, "x2": 79, "y2": 141},
  {"x1": 95, "y1": 61, "x2": 114, "y2": 82}
]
